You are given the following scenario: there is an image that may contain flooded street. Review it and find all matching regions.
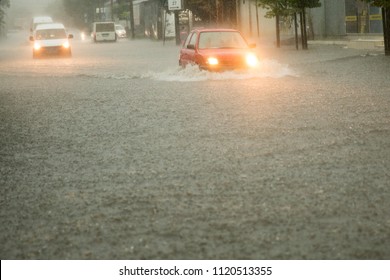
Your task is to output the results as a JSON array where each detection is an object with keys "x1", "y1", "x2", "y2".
[{"x1": 1, "y1": 30, "x2": 390, "y2": 259}]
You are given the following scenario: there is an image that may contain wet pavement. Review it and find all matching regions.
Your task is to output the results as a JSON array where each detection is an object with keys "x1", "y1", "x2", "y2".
[{"x1": 1, "y1": 30, "x2": 389, "y2": 259}]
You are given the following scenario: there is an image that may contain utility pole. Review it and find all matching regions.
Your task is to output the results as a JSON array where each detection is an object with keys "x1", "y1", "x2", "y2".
[
  {"x1": 110, "y1": 0, "x2": 114, "y2": 21},
  {"x1": 236, "y1": 0, "x2": 240, "y2": 29},
  {"x1": 255, "y1": 1, "x2": 260, "y2": 37},
  {"x1": 248, "y1": 0, "x2": 252, "y2": 37},
  {"x1": 129, "y1": 0, "x2": 135, "y2": 39},
  {"x1": 174, "y1": 10, "x2": 181, "y2": 45}
]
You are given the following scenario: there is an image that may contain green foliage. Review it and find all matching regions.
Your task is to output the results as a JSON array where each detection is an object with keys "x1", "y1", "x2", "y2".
[
  {"x1": 0, "y1": 0, "x2": 10, "y2": 8},
  {"x1": 184, "y1": 0, "x2": 216, "y2": 21},
  {"x1": 362, "y1": 0, "x2": 390, "y2": 7},
  {"x1": 256, "y1": 0, "x2": 292, "y2": 18},
  {"x1": 289, "y1": 0, "x2": 321, "y2": 9},
  {"x1": 112, "y1": 0, "x2": 132, "y2": 20},
  {"x1": 256, "y1": 0, "x2": 321, "y2": 17},
  {"x1": 0, "y1": 0, "x2": 10, "y2": 36},
  {"x1": 62, "y1": 0, "x2": 96, "y2": 28},
  {"x1": 184, "y1": 0, "x2": 237, "y2": 22}
]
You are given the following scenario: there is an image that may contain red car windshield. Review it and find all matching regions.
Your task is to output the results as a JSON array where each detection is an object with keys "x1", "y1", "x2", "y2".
[{"x1": 198, "y1": 31, "x2": 248, "y2": 49}]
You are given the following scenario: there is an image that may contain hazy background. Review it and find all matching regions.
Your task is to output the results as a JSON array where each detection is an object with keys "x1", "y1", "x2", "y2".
[{"x1": 7, "y1": 0, "x2": 68, "y2": 30}]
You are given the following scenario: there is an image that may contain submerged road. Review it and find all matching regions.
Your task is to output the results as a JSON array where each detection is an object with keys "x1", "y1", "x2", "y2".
[{"x1": 1, "y1": 30, "x2": 389, "y2": 259}]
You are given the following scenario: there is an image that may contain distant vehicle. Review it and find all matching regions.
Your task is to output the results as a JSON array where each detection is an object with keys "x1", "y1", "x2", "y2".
[
  {"x1": 29, "y1": 23, "x2": 73, "y2": 58},
  {"x1": 179, "y1": 28, "x2": 259, "y2": 71},
  {"x1": 92, "y1": 22, "x2": 117, "y2": 42},
  {"x1": 30, "y1": 16, "x2": 53, "y2": 33},
  {"x1": 115, "y1": 24, "x2": 127, "y2": 38}
]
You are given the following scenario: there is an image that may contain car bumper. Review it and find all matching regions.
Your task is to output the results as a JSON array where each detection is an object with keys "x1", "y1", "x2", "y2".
[
  {"x1": 33, "y1": 46, "x2": 71, "y2": 56},
  {"x1": 199, "y1": 64, "x2": 249, "y2": 72}
]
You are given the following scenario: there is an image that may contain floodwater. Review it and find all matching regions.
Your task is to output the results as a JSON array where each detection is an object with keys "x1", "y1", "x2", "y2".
[{"x1": 1, "y1": 30, "x2": 390, "y2": 260}]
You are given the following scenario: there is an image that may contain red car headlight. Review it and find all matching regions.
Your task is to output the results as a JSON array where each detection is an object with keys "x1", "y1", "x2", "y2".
[
  {"x1": 207, "y1": 57, "x2": 219, "y2": 66},
  {"x1": 246, "y1": 53, "x2": 259, "y2": 67}
]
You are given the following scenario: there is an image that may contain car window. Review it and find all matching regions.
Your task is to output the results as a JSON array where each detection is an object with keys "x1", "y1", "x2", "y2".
[
  {"x1": 198, "y1": 31, "x2": 248, "y2": 49},
  {"x1": 188, "y1": 32, "x2": 197, "y2": 48},
  {"x1": 96, "y1": 23, "x2": 115, "y2": 32},
  {"x1": 36, "y1": 29, "x2": 67, "y2": 40}
]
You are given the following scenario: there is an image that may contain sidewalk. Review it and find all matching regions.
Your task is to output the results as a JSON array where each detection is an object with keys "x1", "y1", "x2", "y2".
[
  {"x1": 251, "y1": 34, "x2": 384, "y2": 52},
  {"x1": 308, "y1": 35, "x2": 384, "y2": 50}
]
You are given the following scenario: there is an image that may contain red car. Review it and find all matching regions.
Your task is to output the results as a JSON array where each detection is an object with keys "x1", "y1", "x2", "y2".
[{"x1": 179, "y1": 28, "x2": 259, "y2": 71}]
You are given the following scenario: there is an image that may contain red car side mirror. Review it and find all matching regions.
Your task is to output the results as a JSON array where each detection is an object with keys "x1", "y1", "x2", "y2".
[{"x1": 249, "y1": 43, "x2": 256, "y2": 48}]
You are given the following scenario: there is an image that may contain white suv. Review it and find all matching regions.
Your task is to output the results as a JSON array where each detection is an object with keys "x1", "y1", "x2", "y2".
[{"x1": 29, "y1": 23, "x2": 73, "y2": 58}]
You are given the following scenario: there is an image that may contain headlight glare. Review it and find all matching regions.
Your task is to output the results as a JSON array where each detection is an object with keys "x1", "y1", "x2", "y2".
[
  {"x1": 62, "y1": 41, "x2": 70, "y2": 49},
  {"x1": 34, "y1": 42, "x2": 41, "y2": 51},
  {"x1": 246, "y1": 53, "x2": 259, "y2": 67},
  {"x1": 207, "y1": 57, "x2": 219, "y2": 65}
]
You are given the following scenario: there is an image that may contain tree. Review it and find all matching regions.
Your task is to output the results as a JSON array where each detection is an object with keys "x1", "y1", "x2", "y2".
[
  {"x1": 289, "y1": 0, "x2": 321, "y2": 49},
  {"x1": 184, "y1": 0, "x2": 237, "y2": 26},
  {"x1": 62, "y1": 0, "x2": 96, "y2": 29},
  {"x1": 0, "y1": 0, "x2": 10, "y2": 38},
  {"x1": 363, "y1": 0, "x2": 390, "y2": 55},
  {"x1": 256, "y1": 0, "x2": 292, "y2": 48},
  {"x1": 256, "y1": 0, "x2": 320, "y2": 49}
]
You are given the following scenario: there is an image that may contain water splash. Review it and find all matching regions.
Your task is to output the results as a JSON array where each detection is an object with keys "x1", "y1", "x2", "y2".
[{"x1": 145, "y1": 59, "x2": 298, "y2": 82}]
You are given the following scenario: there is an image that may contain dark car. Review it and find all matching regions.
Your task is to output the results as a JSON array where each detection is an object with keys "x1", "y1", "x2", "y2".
[{"x1": 179, "y1": 28, "x2": 259, "y2": 71}]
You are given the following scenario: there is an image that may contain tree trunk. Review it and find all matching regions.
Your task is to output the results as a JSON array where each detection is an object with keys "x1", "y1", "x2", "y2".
[
  {"x1": 276, "y1": 14, "x2": 280, "y2": 48},
  {"x1": 300, "y1": 12, "x2": 305, "y2": 49},
  {"x1": 294, "y1": 13, "x2": 299, "y2": 50},
  {"x1": 129, "y1": 0, "x2": 135, "y2": 39},
  {"x1": 175, "y1": 10, "x2": 181, "y2": 45},
  {"x1": 302, "y1": 8, "x2": 308, "y2": 50},
  {"x1": 110, "y1": 0, "x2": 114, "y2": 21},
  {"x1": 383, "y1": 7, "x2": 390, "y2": 56}
]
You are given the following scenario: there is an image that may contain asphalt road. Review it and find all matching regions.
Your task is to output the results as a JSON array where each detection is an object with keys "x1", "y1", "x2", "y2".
[{"x1": 1, "y1": 31, "x2": 389, "y2": 259}]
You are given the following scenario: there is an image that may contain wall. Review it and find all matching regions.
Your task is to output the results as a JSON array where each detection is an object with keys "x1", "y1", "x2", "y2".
[{"x1": 308, "y1": 0, "x2": 347, "y2": 38}]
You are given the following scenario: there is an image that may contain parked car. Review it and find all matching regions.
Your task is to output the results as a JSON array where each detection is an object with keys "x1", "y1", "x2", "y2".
[
  {"x1": 29, "y1": 23, "x2": 73, "y2": 58},
  {"x1": 179, "y1": 28, "x2": 259, "y2": 71},
  {"x1": 115, "y1": 24, "x2": 127, "y2": 38},
  {"x1": 92, "y1": 22, "x2": 117, "y2": 42}
]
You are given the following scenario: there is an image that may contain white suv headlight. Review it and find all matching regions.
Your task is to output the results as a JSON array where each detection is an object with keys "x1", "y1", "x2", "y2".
[
  {"x1": 62, "y1": 41, "x2": 70, "y2": 49},
  {"x1": 34, "y1": 42, "x2": 41, "y2": 50}
]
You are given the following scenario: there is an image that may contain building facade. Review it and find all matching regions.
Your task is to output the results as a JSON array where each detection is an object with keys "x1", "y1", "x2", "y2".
[
  {"x1": 100, "y1": 0, "x2": 384, "y2": 41},
  {"x1": 237, "y1": 0, "x2": 384, "y2": 42}
]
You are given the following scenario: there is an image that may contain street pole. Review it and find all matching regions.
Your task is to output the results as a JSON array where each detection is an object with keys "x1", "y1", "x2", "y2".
[
  {"x1": 276, "y1": 14, "x2": 280, "y2": 48},
  {"x1": 129, "y1": 0, "x2": 135, "y2": 39},
  {"x1": 175, "y1": 10, "x2": 181, "y2": 45},
  {"x1": 294, "y1": 13, "x2": 299, "y2": 50},
  {"x1": 110, "y1": 0, "x2": 114, "y2": 21},
  {"x1": 248, "y1": 0, "x2": 252, "y2": 37},
  {"x1": 255, "y1": 1, "x2": 259, "y2": 37},
  {"x1": 236, "y1": 0, "x2": 240, "y2": 29}
]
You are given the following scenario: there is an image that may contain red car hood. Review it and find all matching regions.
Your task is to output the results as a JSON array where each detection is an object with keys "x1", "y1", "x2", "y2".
[{"x1": 198, "y1": 48, "x2": 250, "y2": 58}]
